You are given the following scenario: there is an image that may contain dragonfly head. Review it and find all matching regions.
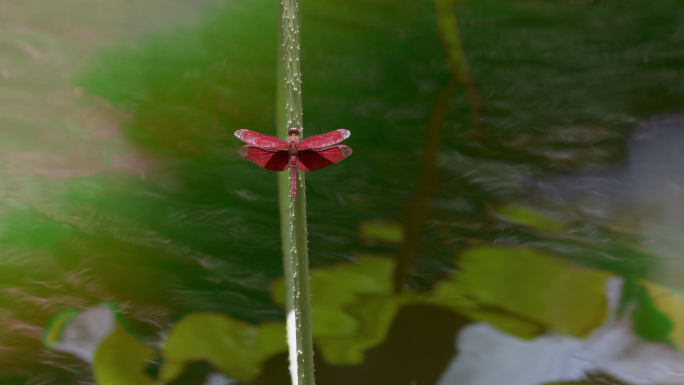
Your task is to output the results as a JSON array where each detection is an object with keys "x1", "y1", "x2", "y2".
[{"x1": 287, "y1": 130, "x2": 300, "y2": 145}]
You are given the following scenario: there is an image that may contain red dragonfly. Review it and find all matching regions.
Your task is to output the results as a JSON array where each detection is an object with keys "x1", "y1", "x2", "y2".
[{"x1": 235, "y1": 127, "x2": 352, "y2": 201}]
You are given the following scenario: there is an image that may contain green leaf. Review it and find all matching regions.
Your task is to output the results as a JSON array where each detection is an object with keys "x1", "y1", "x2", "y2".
[
  {"x1": 462, "y1": 308, "x2": 545, "y2": 339},
  {"x1": 44, "y1": 304, "x2": 121, "y2": 362},
  {"x1": 272, "y1": 255, "x2": 410, "y2": 364},
  {"x1": 159, "y1": 312, "x2": 287, "y2": 382},
  {"x1": 315, "y1": 293, "x2": 404, "y2": 365},
  {"x1": 45, "y1": 304, "x2": 157, "y2": 385},
  {"x1": 622, "y1": 280, "x2": 673, "y2": 343},
  {"x1": 273, "y1": 255, "x2": 395, "y2": 335},
  {"x1": 428, "y1": 261, "x2": 544, "y2": 339},
  {"x1": 639, "y1": 280, "x2": 684, "y2": 348},
  {"x1": 432, "y1": 246, "x2": 610, "y2": 337},
  {"x1": 359, "y1": 221, "x2": 403, "y2": 245},
  {"x1": 92, "y1": 326, "x2": 156, "y2": 385},
  {"x1": 495, "y1": 204, "x2": 566, "y2": 234},
  {"x1": 42, "y1": 309, "x2": 78, "y2": 348}
]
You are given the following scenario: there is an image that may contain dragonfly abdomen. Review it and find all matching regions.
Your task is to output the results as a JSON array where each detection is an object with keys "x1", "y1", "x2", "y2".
[{"x1": 290, "y1": 154, "x2": 297, "y2": 201}]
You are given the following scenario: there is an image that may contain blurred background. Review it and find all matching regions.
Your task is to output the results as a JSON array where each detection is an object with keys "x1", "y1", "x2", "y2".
[{"x1": 2, "y1": 0, "x2": 684, "y2": 384}]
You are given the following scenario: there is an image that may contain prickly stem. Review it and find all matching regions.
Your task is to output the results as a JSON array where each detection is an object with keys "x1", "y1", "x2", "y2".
[{"x1": 276, "y1": 0, "x2": 315, "y2": 384}]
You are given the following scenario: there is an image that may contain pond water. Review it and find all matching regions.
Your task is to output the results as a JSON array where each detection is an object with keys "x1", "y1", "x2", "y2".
[{"x1": 2, "y1": 0, "x2": 684, "y2": 384}]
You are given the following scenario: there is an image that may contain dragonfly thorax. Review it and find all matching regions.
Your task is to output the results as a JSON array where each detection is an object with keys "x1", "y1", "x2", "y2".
[{"x1": 287, "y1": 131, "x2": 299, "y2": 155}]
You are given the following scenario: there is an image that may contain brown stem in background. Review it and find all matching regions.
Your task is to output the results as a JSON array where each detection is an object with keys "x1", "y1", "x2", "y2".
[
  {"x1": 393, "y1": 0, "x2": 482, "y2": 292},
  {"x1": 435, "y1": 0, "x2": 483, "y2": 140},
  {"x1": 393, "y1": 78, "x2": 457, "y2": 292}
]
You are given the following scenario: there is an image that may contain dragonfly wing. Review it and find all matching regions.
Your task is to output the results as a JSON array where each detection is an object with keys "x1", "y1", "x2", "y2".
[
  {"x1": 296, "y1": 145, "x2": 352, "y2": 171},
  {"x1": 239, "y1": 146, "x2": 290, "y2": 171},
  {"x1": 297, "y1": 129, "x2": 350, "y2": 150},
  {"x1": 235, "y1": 129, "x2": 288, "y2": 149}
]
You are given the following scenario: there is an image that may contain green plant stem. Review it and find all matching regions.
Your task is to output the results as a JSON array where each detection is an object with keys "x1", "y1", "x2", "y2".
[{"x1": 276, "y1": 0, "x2": 315, "y2": 384}]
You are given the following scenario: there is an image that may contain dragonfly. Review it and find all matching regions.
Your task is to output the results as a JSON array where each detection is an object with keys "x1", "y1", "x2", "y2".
[{"x1": 234, "y1": 127, "x2": 352, "y2": 201}]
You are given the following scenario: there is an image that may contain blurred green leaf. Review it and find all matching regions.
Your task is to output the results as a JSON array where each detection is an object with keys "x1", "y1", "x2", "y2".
[
  {"x1": 43, "y1": 309, "x2": 78, "y2": 348},
  {"x1": 160, "y1": 312, "x2": 287, "y2": 382},
  {"x1": 428, "y1": 258, "x2": 544, "y2": 339},
  {"x1": 640, "y1": 280, "x2": 684, "y2": 349},
  {"x1": 463, "y1": 308, "x2": 546, "y2": 339},
  {"x1": 272, "y1": 255, "x2": 414, "y2": 364},
  {"x1": 359, "y1": 221, "x2": 403, "y2": 245},
  {"x1": 0, "y1": 200, "x2": 74, "y2": 253},
  {"x1": 495, "y1": 204, "x2": 566, "y2": 234},
  {"x1": 45, "y1": 305, "x2": 120, "y2": 363},
  {"x1": 78, "y1": 0, "x2": 278, "y2": 159},
  {"x1": 620, "y1": 280, "x2": 673, "y2": 343},
  {"x1": 314, "y1": 293, "x2": 404, "y2": 365},
  {"x1": 45, "y1": 304, "x2": 156, "y2": 384},
  {"x1": 273, "y1": 255, "x2": 395, "y2": 336},
  {"x1": 93, "y1": 326, "x2": 156, "y2": 385},
  {"x1": 432, "y1": 246, "x2": 610, "y2": 337}
]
